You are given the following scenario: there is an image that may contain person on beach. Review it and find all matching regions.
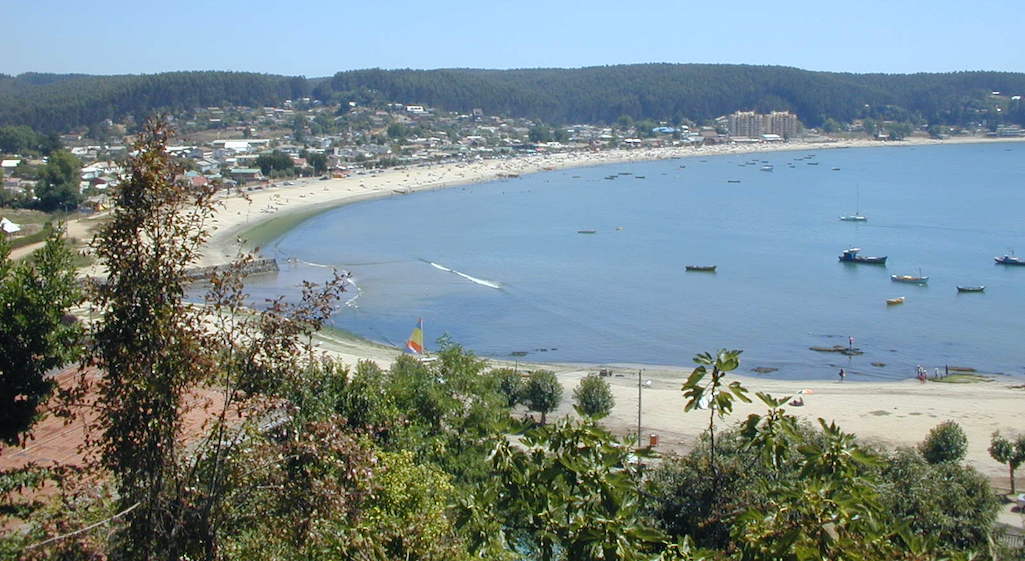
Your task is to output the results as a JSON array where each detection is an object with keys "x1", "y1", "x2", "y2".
[{"x1": 838, "y1": 368, "x2": 845, "y2": 383}]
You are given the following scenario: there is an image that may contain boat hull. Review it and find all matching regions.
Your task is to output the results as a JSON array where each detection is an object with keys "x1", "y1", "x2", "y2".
[
  {"x1": 839, "y1": 255, "x2": 887, "y2": 264},
  {"x1": 995, "y1": 256, "x2": 1025, "y2": 265},
  {"x1": 685, "y1": 265, "x2": 717, "y2": 272},
  {"x1": 891, "y1": 275, "x2": 928, "y2": 284},
  {"x1": 957, "y1": 286, "x2": 985, "y2": 293}
]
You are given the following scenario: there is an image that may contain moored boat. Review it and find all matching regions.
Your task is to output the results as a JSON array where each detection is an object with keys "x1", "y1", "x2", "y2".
[
  {"x1": 840, "y1": 186, "x2": 868, "y2": 222},
  {"x1": 685, "y1": 265, "x2": 717, "y2": 272},
  {"x1": 838, "y1": 248, "x2": 887, "y2": 264},
  {"x1": 577, "y1": 229, "x2": 597, "y2": 234},
  {"x1": 886, "y1": 296, "x2": 905, "y2": 305},
  {"x1": 891, "y1": 274, "x2": 928, "y2": 284},
  {"x1": 995, "y1": 255, "x2": 1025, "y2": 265},
  {"x1": 956, "y1": 285, "x2": 985, "y2": 293}
]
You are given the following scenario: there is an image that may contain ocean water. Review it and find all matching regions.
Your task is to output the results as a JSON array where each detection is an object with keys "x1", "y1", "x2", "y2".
[{"x1": 244, "y1": 142, "x2": 1025, "y2": 381}]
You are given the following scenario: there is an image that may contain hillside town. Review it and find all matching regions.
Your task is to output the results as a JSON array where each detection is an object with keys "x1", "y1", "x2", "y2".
[{"x1": 4, "y1": 96, "x2": 1025, "y2": 216}]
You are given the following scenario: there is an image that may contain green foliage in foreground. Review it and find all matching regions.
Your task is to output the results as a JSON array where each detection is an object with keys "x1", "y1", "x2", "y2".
[
  {"x1": 0, "y1": 225, "x2": 80, "y2": 445},
  {"x1": 573, "y1": 373, "x2": 615, "y2": 419},
  {"x1": 649, "y1": 349, "x2": 998, "y2": 560},
  {"x1": 920, "y1": 420, "x2": 969, "y2": 464},
  {"x1": 522, "y1": 369, "x2": 563, "y2": 425},
  {"x1": 989, "y1": 431, "x2": 1025, "y2": 494}
]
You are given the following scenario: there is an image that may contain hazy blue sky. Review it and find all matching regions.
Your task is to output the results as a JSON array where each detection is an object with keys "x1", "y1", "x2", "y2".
[{"x1": 4, "y1": 0, "x2": 1021, "y2": 76}]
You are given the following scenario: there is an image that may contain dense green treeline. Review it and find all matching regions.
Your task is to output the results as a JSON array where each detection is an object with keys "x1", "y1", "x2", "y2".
[
  {"x1": 0, "y1": 71, "x2": 311, "y2": 133},
  {"x1": 328, "y1": 64, "x2": 1025, "y2": 128},
  {"x1": 2, "y1": 65, "x2": 1025, "y2": 134}
]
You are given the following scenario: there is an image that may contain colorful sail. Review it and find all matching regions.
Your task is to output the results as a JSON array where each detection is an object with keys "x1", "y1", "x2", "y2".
[{"x1": 406, "y1": 318, "x2": 424, "y2": 354}]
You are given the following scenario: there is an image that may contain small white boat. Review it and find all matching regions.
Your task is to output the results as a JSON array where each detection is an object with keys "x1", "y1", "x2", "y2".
[{"x1": 891, "y1": 274, "x2": 928, "y2": 284}]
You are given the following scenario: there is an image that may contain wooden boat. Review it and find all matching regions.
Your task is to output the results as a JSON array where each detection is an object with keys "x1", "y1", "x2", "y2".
[
  {"x1": 956, "y1": 286, "x2": 985, "y2": 293},
  {"x1": 577, "y1": 229, "x2": 597, "y2": 234},
  {"x1": 995, "y1": 255, "x2": 1025, "y2": 265},
  {"x1": 886, "y1": 296, "x2": 905, "y2": 305},
  {"x1": 838, "y1": 248, "x2": 887, "y2": 265},
  {"x1": 685, "y1": 265, "x2": 717, "y2": 272},
  {"x1": 891, "y1": 274, "x2": 928, "y2": 284}
]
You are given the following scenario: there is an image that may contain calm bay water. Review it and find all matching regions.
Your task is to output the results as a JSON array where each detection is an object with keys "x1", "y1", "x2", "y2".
[{"x1": 246, "y1": 142, "x2": 1025, "y2": 381}]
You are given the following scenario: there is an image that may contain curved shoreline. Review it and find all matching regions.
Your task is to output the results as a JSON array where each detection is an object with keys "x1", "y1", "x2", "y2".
[
  {"x1": 206, "y1": 136, "x2": 1025, "y2": 268},
  {"x1": 206, "y1": 135, "x2": 1025, "y2": 371}
]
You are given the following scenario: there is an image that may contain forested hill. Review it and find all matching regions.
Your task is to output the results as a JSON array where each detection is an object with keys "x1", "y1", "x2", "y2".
[
  {"x1": 2, "y1": 64, "x2": 1024, "y2": 133},
  {"x1": 327, "y1": 65, "x2": 1025, "y2": 128},
  {"x1": 0, "y1": 71, "x2": 310, "y2": 133}
]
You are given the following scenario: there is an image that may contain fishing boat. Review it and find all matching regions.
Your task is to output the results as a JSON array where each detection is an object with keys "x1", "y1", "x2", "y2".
[
  {"x1": 886, "y1": 296, "x2": 905, "y2": 305},
  {"x1": 727, "y1": 179, "x2": 741, "y2": 183},
  {"x1": 760, "y1": 165, "x2": 774, "y2": 172},
  {"x1": 838, "y1": 248, "x2": 887, "y2": 264},
  {"x1": 956, "y1": 285, "x2": 985, "y2": 293},
  {"x1": 577, "y1": 229, "x2": 597, "y2": 234},
  {"x1": 685, "y1": 265, "x2": 717, "y2": 272},
  {"x1": 995, "y1": 254, "x2": 1025, "y2": 265},
  {"x1": 891, "y1": 273, "x2": 928, "y2": 284}
]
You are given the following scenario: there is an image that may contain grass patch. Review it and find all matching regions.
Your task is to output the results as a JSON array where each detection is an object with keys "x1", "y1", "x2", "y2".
[
  {"x1": 7, "y1": 222, "x2": 53, "y2": 249},
  {"x1": 237, "y1": 204, "x2": 342, "y2": 251},
  {"x1": 932, "y1": 373, "x2": 991, "y2": 384},
  {"x1": 316, "y1": 324, "x2": 396, "y2": 352}
]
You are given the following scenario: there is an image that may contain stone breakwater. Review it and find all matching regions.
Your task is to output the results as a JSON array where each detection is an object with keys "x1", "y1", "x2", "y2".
[{"x1": 184, "y1": 258, "x2": 279, "y2": 281}]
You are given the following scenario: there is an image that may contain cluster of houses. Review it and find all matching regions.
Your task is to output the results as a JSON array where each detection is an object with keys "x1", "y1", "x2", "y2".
[{"x1": 3, "y1": 102, "x2": 816, "y2": 211}]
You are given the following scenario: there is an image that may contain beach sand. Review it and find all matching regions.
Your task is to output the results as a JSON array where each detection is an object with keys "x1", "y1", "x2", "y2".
[{"x1": 72, "y1": 135, "x2": 1025, "y2": 525}]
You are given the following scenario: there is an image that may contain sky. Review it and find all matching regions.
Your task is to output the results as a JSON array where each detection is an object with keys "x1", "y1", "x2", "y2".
[{"x1": 3, "y1": 0, "x2": 1022, "y2": 77}]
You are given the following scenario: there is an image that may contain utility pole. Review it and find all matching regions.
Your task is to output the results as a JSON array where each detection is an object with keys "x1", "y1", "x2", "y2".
[{"x1": 637, "y1": 369, "x2": 642, "y2": 448}]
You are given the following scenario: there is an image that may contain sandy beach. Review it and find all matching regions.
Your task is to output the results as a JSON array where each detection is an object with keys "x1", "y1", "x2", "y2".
[{"x1": 72, "y1": 135, "x2": 1025, "y2": 525}]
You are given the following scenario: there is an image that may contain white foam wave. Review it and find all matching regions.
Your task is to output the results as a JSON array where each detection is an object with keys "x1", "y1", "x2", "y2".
[
  {"x1": 426, "y1": 261, "x2": 501, "y2": 289},
  {"x1": 454, "y1": 271, "x2": 502, "y2": 289}
]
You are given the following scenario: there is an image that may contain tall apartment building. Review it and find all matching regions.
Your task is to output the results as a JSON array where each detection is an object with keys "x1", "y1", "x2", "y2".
[{"x1": 725, "y1": 110, "x2": 800, "y2": 138}]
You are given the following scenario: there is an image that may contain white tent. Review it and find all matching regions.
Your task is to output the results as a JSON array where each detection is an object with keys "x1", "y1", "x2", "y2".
[{"x1": 0, "y1": 217, "x2": 22, "y2": 234}]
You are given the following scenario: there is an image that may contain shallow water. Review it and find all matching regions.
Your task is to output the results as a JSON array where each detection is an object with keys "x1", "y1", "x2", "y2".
[{"x1": 245, "y1": 142, "x2": 1025, "y2": 381}]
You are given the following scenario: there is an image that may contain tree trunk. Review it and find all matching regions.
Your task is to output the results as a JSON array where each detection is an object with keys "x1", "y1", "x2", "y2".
[{"x1": 1011, "y1": 465, "x2": 1016, "y2": 495}]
